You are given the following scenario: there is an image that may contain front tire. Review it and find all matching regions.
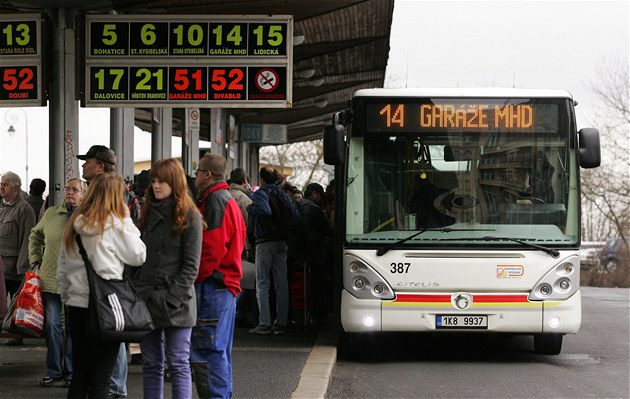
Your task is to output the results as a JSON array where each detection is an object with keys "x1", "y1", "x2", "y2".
[
  {"x1": 337, "y1": 331, "x2": 374, "y2": 360},
  {"x1": 534, "y1": 333, "x2": 563, "y2": 354}
]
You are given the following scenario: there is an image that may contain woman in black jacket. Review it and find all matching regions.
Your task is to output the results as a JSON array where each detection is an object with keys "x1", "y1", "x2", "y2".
[{"x1": 132, "y1": 158, "x2": 203, "y2": 399}]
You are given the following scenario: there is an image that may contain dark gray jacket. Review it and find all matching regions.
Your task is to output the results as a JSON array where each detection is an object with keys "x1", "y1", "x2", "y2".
[
  {"x1": 131, "y1": 203, "x2": 202, "y2": 328},
  {"x1": 0, "y1": 196, "x2": 36, "y2": 280}
]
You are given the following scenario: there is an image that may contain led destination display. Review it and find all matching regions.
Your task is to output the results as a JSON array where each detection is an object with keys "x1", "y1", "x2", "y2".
[
  {"x1": 0, "y1": 65, "x2": 39, "y2": 101},
  {"x1": 367, "y1": 100, "x2": 560, "y2": 133}
]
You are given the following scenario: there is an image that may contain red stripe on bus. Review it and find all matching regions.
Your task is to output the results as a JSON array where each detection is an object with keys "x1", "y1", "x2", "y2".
[
  {"x1": 395, "y1": 294, "x2": 450, "y2": 303},
  {"x1": 473, "y1": 295, "x2": 529, "y2": 302},
  {"x1": 394, "y1": 294, "x2": 529, "y2": 303}
]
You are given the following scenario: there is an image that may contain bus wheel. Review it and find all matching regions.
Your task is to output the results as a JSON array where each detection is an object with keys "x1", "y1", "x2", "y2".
[
  {"x1": 337, "y1": 332, "x2": 371, "y2": 360},
  {"x1": 534, "y1": 333, "x2": 563, "y2": 354}
]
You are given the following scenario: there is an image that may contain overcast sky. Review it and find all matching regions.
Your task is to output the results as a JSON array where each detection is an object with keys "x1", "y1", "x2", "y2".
[
  {"x1": 1, "y1": 0, "x2": 628, "y2": 192},
  {"x1": 386, "y1": 0, "x2": 629, "y2": 127}
]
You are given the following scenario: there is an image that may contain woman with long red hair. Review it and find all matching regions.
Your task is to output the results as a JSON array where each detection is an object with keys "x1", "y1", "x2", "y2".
[{"x1": 132, "y1": 158, "x2": 203, "y2": 399}]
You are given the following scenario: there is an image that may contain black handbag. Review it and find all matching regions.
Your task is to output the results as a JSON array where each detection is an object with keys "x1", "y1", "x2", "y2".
[{"x1": 75, "y1": 234, "x2": 154, "y2": 342}]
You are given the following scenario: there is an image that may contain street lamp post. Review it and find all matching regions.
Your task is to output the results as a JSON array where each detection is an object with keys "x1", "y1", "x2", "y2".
[{"x1": 5, "y1": 108, "x2": 29, "y2": 184}]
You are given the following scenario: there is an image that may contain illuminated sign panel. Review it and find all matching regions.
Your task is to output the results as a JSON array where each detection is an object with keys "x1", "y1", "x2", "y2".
[
  {"x1": 82, "y1": 15, "x2": 293, "y2": 107},
  {"x1": 86, "y1": 65, "x2": 286, "y2": 104},
  {"x1": 366, "y1": 100, "x2": 559, "y2": 133},
  {"x1": 0, "y1": 14, "x2": 44, "y2": 106}
]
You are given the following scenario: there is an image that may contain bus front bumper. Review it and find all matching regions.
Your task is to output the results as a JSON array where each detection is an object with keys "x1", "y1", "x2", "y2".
[{"x1": 340, "y1": 289, "x2": 581, "y2": 334}]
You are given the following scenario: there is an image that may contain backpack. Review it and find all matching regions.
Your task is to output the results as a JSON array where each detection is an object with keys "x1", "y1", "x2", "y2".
[{"x1": 268, "y1": 191, "x2": 295, "y2": 240}]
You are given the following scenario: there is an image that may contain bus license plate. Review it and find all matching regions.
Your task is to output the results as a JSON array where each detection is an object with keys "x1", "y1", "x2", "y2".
[{"x1": 436, "y1": 315, "x2": 488, "y2": 329}]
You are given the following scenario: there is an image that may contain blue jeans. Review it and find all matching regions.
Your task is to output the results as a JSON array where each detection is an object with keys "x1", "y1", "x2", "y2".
[
  {"x1": 42, "y1": 292, "x2": 73, "y2": 380},
  {"x1": 255, "y1": 240, "x2": 289, "y2": 326},
  {"x1": 140, "y1": 327, "x2": 192, "y2": 399},
  {"x1": 190, "y1": 278, "x2": 236, "y2": 399},
  {"x1": 109, "y1": 343, "x2": 128, "y2": 396}
]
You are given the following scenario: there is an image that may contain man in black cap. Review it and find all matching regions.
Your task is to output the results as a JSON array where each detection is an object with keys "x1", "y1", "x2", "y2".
[
  {"x1": 76, "y1": 145, "x2": 139, "y2": 224},
  {"x1": 77, "y1": 145, "x2": 117, "y2": 182},
  {"x1": 75, "y1": 144, "x2": 137, "y2": 399}
]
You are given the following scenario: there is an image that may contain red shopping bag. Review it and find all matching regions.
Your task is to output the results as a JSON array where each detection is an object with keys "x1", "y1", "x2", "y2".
[{"x1": 13, "y1": 271, "x2": 44, "y2": 337}]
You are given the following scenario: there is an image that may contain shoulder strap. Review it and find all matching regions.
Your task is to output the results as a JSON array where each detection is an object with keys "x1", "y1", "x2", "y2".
[{"x1": 74, "y1": 234, "x2": 93, "y2": 275}]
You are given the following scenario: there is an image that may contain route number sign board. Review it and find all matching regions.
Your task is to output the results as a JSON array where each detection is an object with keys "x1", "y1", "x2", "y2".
[
  {"x1": 82, "y1": 15, "x2": 293, "y2": 108},
  {"x1": 0, "y1": 13, "x2": 44, "y2": 106}
]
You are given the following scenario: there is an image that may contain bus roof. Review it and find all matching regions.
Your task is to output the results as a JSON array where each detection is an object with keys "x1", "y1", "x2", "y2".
[{"x1": 354, "y1": 88, "x2": 574, "y2": 100}]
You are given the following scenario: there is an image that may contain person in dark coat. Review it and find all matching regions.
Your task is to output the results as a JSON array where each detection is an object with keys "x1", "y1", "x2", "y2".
[
  {"x1": 26, "y1": 178, "x2": 46, "y2": 222},
  {"x1": 301, "y1": 183, "x2": 334, "y2": 324},
  {"x1": 131, "y1": 158, "x2": 203, "y2": 399}
]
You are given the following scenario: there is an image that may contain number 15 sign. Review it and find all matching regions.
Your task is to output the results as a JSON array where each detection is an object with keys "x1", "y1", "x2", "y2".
[{"x1": 82, "y1": 14, "x2": 293, "y2": 108}]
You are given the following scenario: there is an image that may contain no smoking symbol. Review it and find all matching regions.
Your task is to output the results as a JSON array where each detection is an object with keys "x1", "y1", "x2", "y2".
[
  {"x1": 255, "y1": 69, "x2": 279, "y2": 93},
  {"x1": 190, "y1": 110, "x2": 199, "y2": 120}
]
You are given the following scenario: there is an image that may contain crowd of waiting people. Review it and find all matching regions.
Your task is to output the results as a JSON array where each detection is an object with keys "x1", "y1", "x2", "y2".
[{"x1": 0, "y1": 145, "x2": 334, "y2": 399}]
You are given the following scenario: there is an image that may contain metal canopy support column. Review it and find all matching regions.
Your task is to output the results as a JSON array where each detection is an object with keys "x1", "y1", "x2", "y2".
[
  {"x1": 151, "y1": 108, "x2": 172, "y2": 163},
  {"x1": 110, "y1": 108, "x2": 135, "y2": 182},
  {"x1": 49, "y1": 8, "x2": 78, "y2": 206}
]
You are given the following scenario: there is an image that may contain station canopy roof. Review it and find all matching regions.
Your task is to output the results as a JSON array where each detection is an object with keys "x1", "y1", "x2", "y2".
[{"x1": 1, "y1": 0, "x2": 394, "y2": 143}]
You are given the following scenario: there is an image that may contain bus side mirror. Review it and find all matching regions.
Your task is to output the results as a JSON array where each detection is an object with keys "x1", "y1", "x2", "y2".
[
  {"x1": 578, "y1": 128, "x2": 601, "y2": 168},
  {"x1": 324, "y1": 112, "x2": 346, "y2": 165}
]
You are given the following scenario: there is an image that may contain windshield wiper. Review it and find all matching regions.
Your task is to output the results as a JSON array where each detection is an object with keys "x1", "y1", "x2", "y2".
[
  {"x1": 375, "y1": 227, "x2": 494, "y2": 256},
  {"x1": 480, "y1": 236, "x2": 560, "y2": 258}
]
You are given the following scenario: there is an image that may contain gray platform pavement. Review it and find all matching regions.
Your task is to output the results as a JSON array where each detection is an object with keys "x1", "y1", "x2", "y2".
[{"x1": 0, "y1": 325, "x2": 337, "y2": 399}]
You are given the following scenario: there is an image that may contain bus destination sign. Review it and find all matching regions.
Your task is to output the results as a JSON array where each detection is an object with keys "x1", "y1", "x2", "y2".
[
  {"x1": 0, "y1": 14, "x2": 44, "y2": 106},
  {"x1": 367, "y1": 101, "x2": 559, "y2": 133},
  {"x1": 83, "y1": 15, "x2": 292, "y2": 107}
]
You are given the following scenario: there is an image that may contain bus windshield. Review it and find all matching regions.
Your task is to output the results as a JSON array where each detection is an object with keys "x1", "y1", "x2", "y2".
[{"x1": 345, "y1": 96, "x2": 579, "y2": 247}]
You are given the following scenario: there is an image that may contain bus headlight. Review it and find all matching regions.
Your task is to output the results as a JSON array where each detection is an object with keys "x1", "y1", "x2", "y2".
[
  {"x1": 353, "y1": 277, "x2": 366, "y2": 289},
  {"x1": 539, "y1": 284, "x2": 552, "y2": 296},
  {"x1": 529, "y1": 259, "x2": 579, "y2": 301},
  {"x1": 548, "y1": 317, "x2": 561, "y2": 328},
  {"x1": 373, "y1": 283, "x2": 385, "y2": 295},
  {"x1": 362, "y1": 314, "x2": 376, "y2": 327},
  {"x1": 558, "y1": 279, "x2": 570, "y2": 291},
  {"x1": 344, "y1": 256, "x2": 395, "y2": 300}
]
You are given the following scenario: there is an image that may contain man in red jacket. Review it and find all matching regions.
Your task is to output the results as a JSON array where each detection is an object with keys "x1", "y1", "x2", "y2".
[{"x1": 191, "y1": 153, "x2": 246, "y2": 399}]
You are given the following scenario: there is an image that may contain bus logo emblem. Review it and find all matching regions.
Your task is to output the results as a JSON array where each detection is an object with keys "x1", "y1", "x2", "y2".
[{"x1": 452, "y1": 293, "x2": 472, "y2": 310}]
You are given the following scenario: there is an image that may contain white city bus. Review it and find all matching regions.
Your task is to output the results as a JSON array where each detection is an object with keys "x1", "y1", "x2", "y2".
[{"x1": 324, "y1": 88, "x2": 601, "y2": 354}]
